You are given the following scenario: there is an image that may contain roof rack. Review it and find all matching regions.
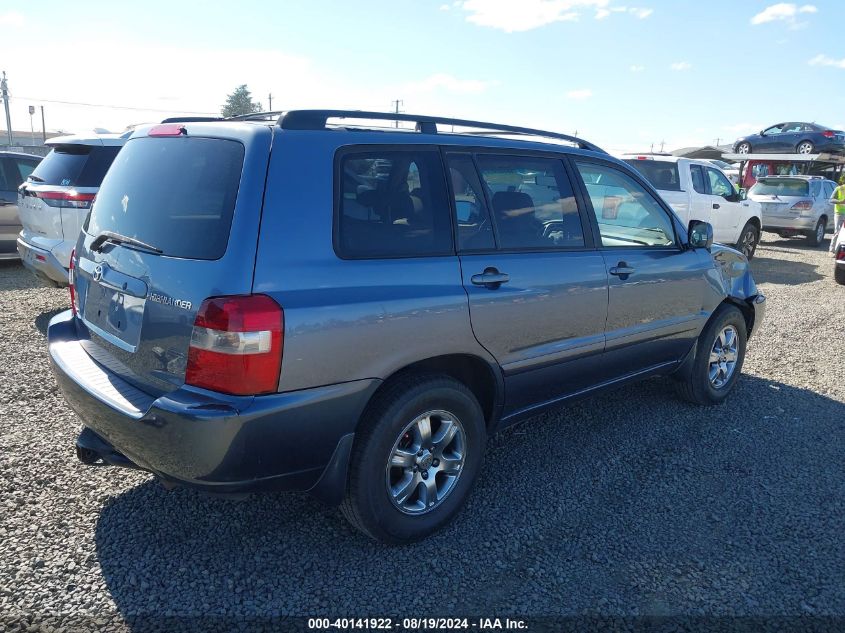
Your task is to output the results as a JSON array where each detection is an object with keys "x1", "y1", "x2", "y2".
[{"x1": 277, "y1": 110, "x2": 605, "y2": 153}]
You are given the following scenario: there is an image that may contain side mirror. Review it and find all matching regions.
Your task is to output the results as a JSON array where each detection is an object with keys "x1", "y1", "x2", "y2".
[
  {"x1": 739, "y1": 188, "x2": 748, "y2": 200},
  {"x1": 724, "y1": 191, "x2": 741, "y2": 203},
  {"x1": 688, "y1": 220, "x2": 713, "y2": 250}
]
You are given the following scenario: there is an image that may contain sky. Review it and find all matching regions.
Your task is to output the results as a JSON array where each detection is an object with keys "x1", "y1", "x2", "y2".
[{"x1": 1, "y1": 0, "x2": 844, "y2": 153}]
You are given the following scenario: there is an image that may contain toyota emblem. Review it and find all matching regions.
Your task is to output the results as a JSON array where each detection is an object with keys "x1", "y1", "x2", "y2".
[{"x1": 93, "y1": 264, "x2": 103, "y2": 282}]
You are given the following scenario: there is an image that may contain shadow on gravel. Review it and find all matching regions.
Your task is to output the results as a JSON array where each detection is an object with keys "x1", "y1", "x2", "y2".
[
  {"x1": 749, "y1": 255, "x2": 824, "y2": 286},
  {"x1": 93, "y1": 375, "x2": 845, "y2": 624},
  {"x1": 35, "y1": 307, "x2": 66, "y2": 336}
]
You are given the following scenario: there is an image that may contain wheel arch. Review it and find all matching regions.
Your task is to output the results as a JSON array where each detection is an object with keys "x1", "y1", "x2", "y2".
[{"x1": 363, "y1": 354, "x2": 505, "y2": 433}]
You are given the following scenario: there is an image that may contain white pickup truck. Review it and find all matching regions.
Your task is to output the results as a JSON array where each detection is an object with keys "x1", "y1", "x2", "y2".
[{"x1": 623, "y1": 155, "x2": 763, "y2": 259}]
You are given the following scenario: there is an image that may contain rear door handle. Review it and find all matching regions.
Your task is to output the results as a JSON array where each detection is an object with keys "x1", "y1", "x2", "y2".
[
  {"x1": 471, "y1": 268, "x2": 510, "y2": 289},
  {"x1": 713, "y1": 203, "x2": 721, "y2": 209},
  {"x1": 609, "y1": 262, "x2": 635, "y2": 279}
]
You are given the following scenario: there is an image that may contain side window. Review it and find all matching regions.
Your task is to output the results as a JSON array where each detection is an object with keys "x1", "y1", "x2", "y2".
[
  {"x1": 690, "y1": 164, "x2": 708, "y2": 194},
  {"x1": 475, "y1": 154, "x2": 584, "y2": 250},
  {"x1": 763, "y1": 124, "x2": 784, "y2": 136},
  {"x1": 16, "y1": 160, "x2": 38, "y2": 184},
  {"x1": 336, "y1": 149, "x2": 452, "y2": 259},
  {"x1": 0, "y1": 160, "x2": 12, "y2": 192},
  {"x1": 810, "y1": 181, "x2": 820, "y2": 198},
  {"x1": 445, "y1": 154, "x2": 495, "y2": 251},
  {"x1": 706, "y1": 168, "x2": 734, "y2": 197},
  {"x1": 574, "y1": 161, "x2": 676, "y2": 248}
]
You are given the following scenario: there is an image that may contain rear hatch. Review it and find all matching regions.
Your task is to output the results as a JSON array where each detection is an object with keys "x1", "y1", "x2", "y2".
[
  {"x1": 748, "y1": 178, "x2": 809, "y2": 219},
  {"x1": 19, "y1": 143, "x2": 121, "y2": 243},
  {"x1": 73, "y1": 123, "x2": 273, "y2": 397}
]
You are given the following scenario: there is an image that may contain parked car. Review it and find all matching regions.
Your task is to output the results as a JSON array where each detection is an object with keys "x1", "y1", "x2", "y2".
[
  {"x1": 0, "y1": 151, "x2": 42, "y2": 260},
  {"x1": 622, "y1": 155, "x2": 762, "y2": 258},
  {"x1": 834, "y1": 225, "x2": 845, "y2": 285},
  {"x1": 733, "y1": 123, "x2": 845, "y2": 155},
  {"x1": 17, "y1": 133, "x2": 125, "y2": 285},
  {"x1": 707, "y1": 159, "x2": 740, "y2": 186},
  {"x1": 747, "y1": 175, "x2": 835, "y2": 246},
  {"x1": 47, "y1": 111, "x2": 766, "y2": 543}
]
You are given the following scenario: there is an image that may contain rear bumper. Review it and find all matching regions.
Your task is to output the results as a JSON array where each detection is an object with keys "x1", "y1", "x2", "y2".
[
  {"x1": 762, "y1": 217, "x2": 818, "y2": 231},
  {"x1": 17, "y1": 236, "x2": 68, "y2": 285},
  {"x1": 48, "y1": 310, "x2": 379, "y2": 502}
]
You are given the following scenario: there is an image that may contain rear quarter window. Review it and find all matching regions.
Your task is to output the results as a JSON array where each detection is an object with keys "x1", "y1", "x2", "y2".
[
  {"x1": 335, "y1": 148, "x2": 453, "y2": 259},
  {"x1": 622, "y1": 160, "x2": 682, "y2": 192},
  {"x1": 87, "y1": 136, "x2": 244, "y2": 260}
]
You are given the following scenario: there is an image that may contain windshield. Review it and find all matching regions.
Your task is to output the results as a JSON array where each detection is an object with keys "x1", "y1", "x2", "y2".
[
  {"x1": 622, "y1": 160, "x2": 682, "y2": 192},
  {"x1": 749, "y1": 179, "x2": 810, "y2": 197},
  {"x1": 87, "y1": 136, "x2": 245, "y2": 260}
]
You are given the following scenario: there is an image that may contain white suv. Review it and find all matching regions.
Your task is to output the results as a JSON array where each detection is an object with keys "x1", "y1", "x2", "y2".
[
  {"x1": 747, "y1": 175, "x2": 836, "y2": 247},
  {"x1": 17, "y1": 133, "x2": 125, "y2": 285}
]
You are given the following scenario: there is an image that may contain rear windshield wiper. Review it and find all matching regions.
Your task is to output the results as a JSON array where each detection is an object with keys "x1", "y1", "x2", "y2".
[
  {"x1": 26, "y1": 175, "x2": 45, "y2": 183},
  {"x1": 90, "y1": 231, "x2": 163, "y2": 254}
]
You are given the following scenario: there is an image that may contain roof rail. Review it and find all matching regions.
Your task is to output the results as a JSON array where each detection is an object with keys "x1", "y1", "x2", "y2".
[
  {"x1": 276, "y1": 110, "x2": 605, "y2": 153},
  {"x1": 160, "y1": 116, "x2": 223, "y2": 123},
  {"x1": 159, "y1": 112, "x2": 283, "y2": 124}
]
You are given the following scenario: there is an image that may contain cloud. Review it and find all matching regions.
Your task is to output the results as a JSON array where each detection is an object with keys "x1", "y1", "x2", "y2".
[
  {"x1": 566, "y1": 88, "x2": 593, "y2": 100},
  {"x1": 750, "y1": 3, "x2": 817, "y2": 26},
  {"x1": 809, "y1": 54, "x2": 845, "y2": 69},
  {"x1": 453, "y1": 1, "x2": 652, "y2": 32},
  {"x1": 723, "y1": 123, "x2": 763, "y2": 133},
  {"x1": 440, "y1": 3, "x2": 451, "y2": 10},
  {"x1": 670, "y1": 61, "x2": 692, "y2": 71},
  {"x1": 630, "y1": 65, "x2": 645, "y2": 72},
  {"x1": 404, "y1": 73, "x2": 498, "y2": 95},
  {"x1": 0, "y1": 11, "x2": 25, "y2": 27}
]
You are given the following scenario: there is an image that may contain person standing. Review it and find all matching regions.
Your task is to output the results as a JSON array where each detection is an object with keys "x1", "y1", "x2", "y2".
[{"x1": 830, "y1": 175, "x2": 845, "y2": 254}]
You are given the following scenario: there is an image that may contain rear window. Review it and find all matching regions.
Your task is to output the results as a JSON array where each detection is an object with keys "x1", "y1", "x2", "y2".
[
  {"x1": 29, "y1": 144, "x2": 120, "y2": 187},
  {"x1": 622, "y1": 160, "x2": 682, "y2": 192},
  {"x1": 749, "y1": 179, "x2": 809, "y2": 196},
  {"x1": 87, "y1": 137, "x2": 244, "y2": 260}
]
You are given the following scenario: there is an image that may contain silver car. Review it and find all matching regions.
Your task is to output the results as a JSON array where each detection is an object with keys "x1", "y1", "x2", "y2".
[
  {"x1": 0, "y1": 151, "x2": 42, "y2": 260},
  {"x1": 749, "y1": 175, "x2": 836, "y2": 246}
]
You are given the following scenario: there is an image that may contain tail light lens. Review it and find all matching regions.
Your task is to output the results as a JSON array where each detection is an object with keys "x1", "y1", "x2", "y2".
[
  {"x1": 68, "y1": 248, "x2": 78, "y2": 316},
  {"x1": 837, "y1": 248, "x2": 845, "y2": 261},
  {"x1": 185, "y1": 295, "x2": 283, "y2": 396},
  {"x1": 790, "y1": 200, "x2": 813, "y2": 211},
  {"x1": 35, "y1": 190, "x2": 96, "y2": 209},
  {"x1": 823, "y1": 130, "x2": 835, "y2": 138}
]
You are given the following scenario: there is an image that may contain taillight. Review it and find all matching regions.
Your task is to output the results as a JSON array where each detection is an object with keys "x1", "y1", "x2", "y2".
[
  {"x1": 790, "y1": 200, "x2": 813, "y2": 211},
  {"x1": 836, "y1": 248, "x2": 845, "y2": 261},
  {"x1": 823, "y1": 130, "x2": 835, "y2": 138},
  {"x1": 68, "y1": 248, "x2": 77, "y2": 316},
  {"x1": 185, "y1": 295, "x2": 283, "y2": 396},
  {"x1": 149, "y1": 124, "x2": 187, "y2": 137},
  {"x1": 35, "y1": 190, "x2": 96, "y2": 209}
]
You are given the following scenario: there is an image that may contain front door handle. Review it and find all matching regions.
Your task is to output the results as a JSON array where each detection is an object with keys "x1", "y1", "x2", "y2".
[
  {"x1": 609, "y1": 262, "x2": 635, "y2": 279},
  {"x1": 471, "y1": 267, "x2": 510, "y2": 289},
  {"x1": 713, "y1": 203, "x2": 721, "y2": 209}
]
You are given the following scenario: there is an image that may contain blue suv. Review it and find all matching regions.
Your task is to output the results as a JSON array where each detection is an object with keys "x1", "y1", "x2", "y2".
[{"x1": 48, "y1": 110, "x2": 766, "y2": 543}]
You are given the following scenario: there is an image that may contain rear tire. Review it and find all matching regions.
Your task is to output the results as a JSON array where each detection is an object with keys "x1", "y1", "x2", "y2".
[
  {"x1": 835, "y1": 263, "x2": 845, "y2": 285},
  {"x1": 796, "y1": 141, "x2": 815, "y2": 155},
  {"x1": 736, "y1": 222, "x2": 759, "y2": 259},
  {"x1": 807, "y1": 217, "x2": 826, "y2": 247},
  {"x1": 340, "y1": 374, "x2": 486, "y2": 544},
  {"x1": 676, "y1": 304, "x2": 747, "y2": 406}
]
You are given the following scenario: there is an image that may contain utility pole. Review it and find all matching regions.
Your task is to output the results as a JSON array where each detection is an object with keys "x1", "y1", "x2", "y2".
[
  {"x1": 714, "y1": 137, "x2": 722, "y2": 147},
  {"x1": 659, "y1": 139, "x2": 665, "y2": 152},
  {"x1": 28, "y1": 106, "x2": 34, "y2": 145},
  {"x1": 268, "y1": 93, "x2": 273, "y2": 110},
  {"x1": 1, "y1": 71, "x2": 12, "y2": 146},
  {"x1": 391, "y1": 99, "x2": 403, "y2": 128},
  {"x1": 40, "y1": 105, "x2": 46, "y2": 143}
]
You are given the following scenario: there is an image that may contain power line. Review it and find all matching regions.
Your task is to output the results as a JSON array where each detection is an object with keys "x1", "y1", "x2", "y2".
[{"x1": 10, "y1": 95, "x2": 217, "y2": 115}]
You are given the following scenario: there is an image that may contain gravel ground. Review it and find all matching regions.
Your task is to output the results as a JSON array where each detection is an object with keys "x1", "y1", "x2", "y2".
[{"x1": 0, "y1": 235, "x2": 843, "y2": 632}]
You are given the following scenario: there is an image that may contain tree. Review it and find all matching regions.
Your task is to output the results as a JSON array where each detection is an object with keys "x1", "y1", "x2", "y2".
[{"x1": 221, "y1": 85, "x2": 262, "y2": 118}]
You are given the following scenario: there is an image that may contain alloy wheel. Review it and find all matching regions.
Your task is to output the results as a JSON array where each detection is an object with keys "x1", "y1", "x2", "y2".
[
  {"x1": 797, "y1": 142, "x2": 814, "y2": 155},
  {"x1": 708, "y1": 326, "x2": 739, "y2": 389},
  {"x1": 737, "y1": 143, "x2": 750, "y2": 154},
  {"x1": 385, "y1": 410, "x2": 466, "y2": 515},
  {"x1": 816, "y1": 221, "x2": 826, "y2": 244},
  {"x1": 741, "y1": 228, "x2": 757, "y2": 258}
]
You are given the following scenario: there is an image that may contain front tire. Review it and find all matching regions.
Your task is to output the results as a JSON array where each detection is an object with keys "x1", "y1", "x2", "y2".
[
  {"x1": 676, "y1": 304, "x2": 747, "y2": 406},
  {"x1": 736, "y1": 222, "x2": 759, "y2": 259},
  {"x1": 736, "y1": 142, "x2": 751, "y2": 154},
  {"x1": 835, "y1": 263, "x2": 845, "y2": 285},
  {"x1": 807, "y1": 217, "x2": 826, "y2": 247},
  {"x1": 341, "y1": 374, "x2": 486, "y2": 544}
]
